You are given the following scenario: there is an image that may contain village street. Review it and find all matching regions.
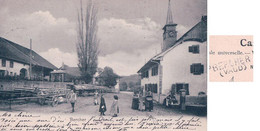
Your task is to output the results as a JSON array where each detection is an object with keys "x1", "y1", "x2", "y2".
[{"x1": 0, "y1": 91, "x2": 206, "y2": 118}]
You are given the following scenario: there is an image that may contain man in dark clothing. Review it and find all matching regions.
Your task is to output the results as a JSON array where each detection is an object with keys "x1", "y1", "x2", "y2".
[
  {"x1": 99, "y1": 94, "x2": 107, "y2": 116},
  {"x1": 145, "y1": 91, "x2": 153, "y2": 111}
]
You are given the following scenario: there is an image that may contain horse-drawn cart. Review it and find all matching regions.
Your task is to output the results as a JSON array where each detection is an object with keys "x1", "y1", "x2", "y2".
[
  {"x1": 67, "y1": 84, "x2": 109, "y2": 96},
  {"x1": 36, "y1": 88, "x2": 71, "y2": 107}
]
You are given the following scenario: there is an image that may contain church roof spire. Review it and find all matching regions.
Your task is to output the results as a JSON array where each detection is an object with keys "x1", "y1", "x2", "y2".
[{"x1": 166, "y1": 0, "x2": 174, "y2": 24}]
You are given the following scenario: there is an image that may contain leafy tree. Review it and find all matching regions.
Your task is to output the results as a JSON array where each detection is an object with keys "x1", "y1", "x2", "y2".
[
  {"x1": 128, "y1": 81, "x2": 135, "y2": 91},
  {"x1": 119, "y1": 82, "x2": 128, "y2": 91},
  {"x1": 98, "y1": 67, "x2": 119, "y2": 88},
  {"x1": 76, "y1": 0, "x2": 99, "y2": 83},
  {"x1": 135, "y1": 80, "x2": 141, "y2": 86}
]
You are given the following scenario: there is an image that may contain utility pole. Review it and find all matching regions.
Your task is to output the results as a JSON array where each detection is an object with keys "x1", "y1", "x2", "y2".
[{"x1": 29, "y1": 39, "x2": 32, "y2": 80}]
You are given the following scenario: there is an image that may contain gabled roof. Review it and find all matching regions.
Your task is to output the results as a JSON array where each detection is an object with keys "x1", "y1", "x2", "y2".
[
  {"x1": 137, "y1": 16, "x2": 207, "y2": 73},
  {"x1": 51, "y1": 64, "x2": 81, "y2": 77},
  {"x1": 0, "y1": 37, "x2": 57, "y2": 70},
  {"x1": 64, "y1": 67, "x2": 81, "y2": 77}
]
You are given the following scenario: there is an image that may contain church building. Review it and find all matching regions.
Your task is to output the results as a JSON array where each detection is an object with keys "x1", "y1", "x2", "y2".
[{"x1": 137, "y1": 0, "x2": 207, "y2": 104}]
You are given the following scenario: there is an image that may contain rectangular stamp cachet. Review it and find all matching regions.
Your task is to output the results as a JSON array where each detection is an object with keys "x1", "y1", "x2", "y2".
[{"x1": 209, "y1": 35, "x2": 253, "y2": 82}]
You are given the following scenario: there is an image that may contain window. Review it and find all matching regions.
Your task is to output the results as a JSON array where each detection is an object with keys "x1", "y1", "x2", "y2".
[
  {"x1": 10, "y1": 61, "x2": 14, "y2": 68},
  {"x1": 190, "y1": 63, "x2": 204, "y2": 75},
  {"x1": 2, "y1": 59, "x2": 6, "y2": 67},
  {"x1": 145, "y1": 71, "x2": 149, "y2": 78},
  {"x1": 171, "y1": 84, "x2": 176, "y2": 95},
  {"x1": 145, "y1": 84, "x2": 158, "y2": 93},
  {"x1": 153, "y1": 84, "x2": 158, "y2": 93},
  {"x1": 151, "y1": 66, "x2": 158, "y2": 76},
  {"x1": 198, "y1": 92, "x2": 206, "y2": 95},
  {"x1": 172, "y1": 83, "x2": 189, "y2": 95},
  {"x1": 189, "y1": 45, "x2": 199, "y2": 54},
  {"x1": 0, "y1": 70, "x2": 5, "y2": 77},
  {"x1": 141, "y1": 70, "x2": 149, "y2": 79}
]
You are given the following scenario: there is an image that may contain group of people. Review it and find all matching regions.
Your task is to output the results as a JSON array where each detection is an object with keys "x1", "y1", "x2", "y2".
[
  {"x1": 134, "y1": 91, "x2": 153, "y2": 112},
  {"x1": 164, "y1": 94, "x2": 178, "y2": 108},
  {"x1": 99, "y1": 94, "x2": 119, "y2": 117},
  {"x1": 68, "y1": 90, "x2": 119, "y2": 117}
]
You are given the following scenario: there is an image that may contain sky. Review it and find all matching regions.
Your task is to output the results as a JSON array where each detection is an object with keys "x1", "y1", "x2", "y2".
[{"x1": 0, "y1": 0, "x2": 206, "y2": 76}]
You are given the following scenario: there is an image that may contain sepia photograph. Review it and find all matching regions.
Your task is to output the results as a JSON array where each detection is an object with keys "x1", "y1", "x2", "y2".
[{"x1": 0, "y1": 0, "x2": 207, "y2": 130}]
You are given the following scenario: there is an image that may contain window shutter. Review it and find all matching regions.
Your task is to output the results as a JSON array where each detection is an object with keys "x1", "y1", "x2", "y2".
[
  {"x1": 154, "y1": 84, "x2": 156, "y2": 93},
  {"x1": 189, "y1": 45, "x2": 199, "y2": 54},
  {"x1": 189, "y1": 46, "x2": 192, "y2": 52},
  {"x1": 171, "y1": 84, "x2": 176, "y2": 95},
  {"x1": 190, "y1": 64, "x2": 194, "y2": 73},
  {"x1": 184, "y1": 84, "x2": 189, "y2": 95},
  {"x1": 191, "y1": 63, "x2": 204, "y2": 75},
  {"x1": 155, "y1": 84, "x2": 158, "y2": 93},
  {"x1": 194, "y1": 45, "x2": 200, "y2": 53},
  {"x1": 201, "y1": 64, "x2": 204, "y2": 74}
]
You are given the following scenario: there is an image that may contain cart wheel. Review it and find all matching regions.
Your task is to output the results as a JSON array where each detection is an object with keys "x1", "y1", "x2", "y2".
[
  {"x1": 25, "y1": 98, "x2": 31, "y2": 103},
  {"x1": 66, "y1": 94, "x2": 69, "y2": 103},
  {"x1": 18, "y1": 101, "x2": 24, "y2": 105},
  {"x1": 52, "y1": 97, "x2": 58, "y2": 107},
  {"x1": 38, "y1": 98, "x2": 45, "y2": 105}
]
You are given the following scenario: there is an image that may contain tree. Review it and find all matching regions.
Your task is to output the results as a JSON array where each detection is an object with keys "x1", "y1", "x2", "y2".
[
  {"x1": 76, "y1": 0, "x2": 99, "y2": 83},
  {"x1": 135, "y1": 80, "x2": 141, "y2": 86},
  {"x1": 98, "y1": 67, "x2": 119, "y2": 88},
  {"x1": 128, "y1": 81, "x2": 135, "y2": 91},
  {"x1": 119, "y1": 82, "x2": 128, "y2": 91}
]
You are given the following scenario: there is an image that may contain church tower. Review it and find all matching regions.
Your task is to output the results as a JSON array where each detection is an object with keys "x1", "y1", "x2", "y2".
[{"x1": 162, "y1": 0, "x2": 177, "y2": 52}]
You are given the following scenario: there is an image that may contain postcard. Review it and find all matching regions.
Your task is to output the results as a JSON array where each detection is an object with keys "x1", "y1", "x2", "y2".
[{"x1": 0, "y1": 0, "x2": 207, "y2": 130}]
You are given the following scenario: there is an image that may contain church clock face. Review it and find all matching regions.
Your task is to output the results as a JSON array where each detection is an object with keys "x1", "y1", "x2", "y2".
[{"x1": 168, "y1": 31, "x2": 174, "y2": 37}]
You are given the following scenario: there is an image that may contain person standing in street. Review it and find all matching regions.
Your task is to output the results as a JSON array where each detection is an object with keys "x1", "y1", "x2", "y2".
[
  {"x1": 99, "y1": 94, "x2": 106, "y2": 116},
  {"x1": 110, "y1": 95, "x2": 119, "y2": 117},
  {"x1": 138, "y1": 93, "x2": 145, "y2": 111},
  {"x1": 145, "y1": 91, "x2": 153, "y2": 111},
  {"x1": 68, "y1": 90, "x2": 77, "y2": 113},
  {"x1": 94, "y1": 91, "x2": 99, "y2": 105}
]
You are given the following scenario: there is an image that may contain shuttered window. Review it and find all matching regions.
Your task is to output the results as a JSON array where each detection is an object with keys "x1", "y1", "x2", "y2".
[
  {"x1": 2, "y1": 59, "x2": 6, "y2": 67},
  {"x1": 145, "y1": 84, "x2": 158, "y2": 93},
  {"x1": 171, "y1": 84, "x2": 176, "y2": 95},
  {"x1": 172, "y1": 83, "x2": 189, "y2": 95},
  {"x1": 188, "y1": 45, "x2": 200, "y2": 54},
  {"x1": 152, "y1": 66, "x2": 158, "y2": 76},
  {"x1": 10, "y1": 61, "x2": 14, "y2": 68},
  {"x1": 190, "y1": 63, "x2": 204, "y2": 75},
  {"x1": 153, "y1": 84, "x2": 158, "y2": 93},
  {"x1": 141, "y1": 70, "x2": 149, "y2": 79}
]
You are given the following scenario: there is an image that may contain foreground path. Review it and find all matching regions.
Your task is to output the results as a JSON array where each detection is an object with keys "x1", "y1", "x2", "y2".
[{"x1": 0, "y1": 91, "x2": 206, "y2": 117}]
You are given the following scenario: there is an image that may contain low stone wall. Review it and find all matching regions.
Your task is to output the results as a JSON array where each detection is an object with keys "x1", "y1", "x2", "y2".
[{"x1": 0, "y1": 80, "x2": 72, "y2": 91}]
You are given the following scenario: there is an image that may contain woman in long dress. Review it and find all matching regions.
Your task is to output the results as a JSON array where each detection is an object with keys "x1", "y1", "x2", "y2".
[
  {"x1": 110, "y1": 95, "x2": 119, "y2": 117},
  {"x1": 138, "y1": 94, "x2": 145, "y2": 111},
  {"x1": 94, "y1": 91, "x2": 99, "y2": 105},
  {"x1": 99, "y1": 94, "x2": 106, "y2": 116}
]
